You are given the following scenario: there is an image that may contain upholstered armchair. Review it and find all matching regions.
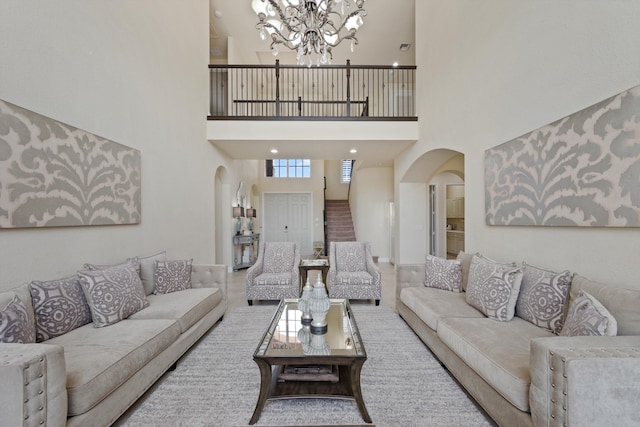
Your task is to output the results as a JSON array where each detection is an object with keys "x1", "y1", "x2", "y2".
[
  {"x1": 246, "y1": 241, "x2": 301, "y2": 305},
  {"x1": 328, "y1": 241, "x2": 381, "y2": 305}
]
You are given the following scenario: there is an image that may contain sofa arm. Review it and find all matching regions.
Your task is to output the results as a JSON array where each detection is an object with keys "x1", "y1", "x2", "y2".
[
  {"x1": 0, "y1": 343, "x2": 67, "y2": 427},
  {"x1": 530, "y1": 336, "x2": 640, "y2": 427},
  {"x1": 191, "y1": 264, "x2": 228, "y2": 301},
  {"x1": 395, "y1": 264, "x2": 426, "y2": 301}
]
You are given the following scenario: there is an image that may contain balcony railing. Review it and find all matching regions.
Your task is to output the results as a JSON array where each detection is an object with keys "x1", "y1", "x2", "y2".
[{"x1": 208, "y1": 60, "x2": 416, "y2": 121}]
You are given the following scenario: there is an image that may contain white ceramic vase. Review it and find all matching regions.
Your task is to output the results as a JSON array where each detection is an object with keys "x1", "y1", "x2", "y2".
[{"x1": 309, "y1": 276, "x2": 330, "y2": 328}]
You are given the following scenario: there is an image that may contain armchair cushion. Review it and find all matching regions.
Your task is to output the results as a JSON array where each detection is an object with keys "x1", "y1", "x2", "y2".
[
  {"x1": 263, "y1": 243, "x2": 297, "y2": 274},
  {"x1": 335, "y1": 243, "x2": 367, "y2": 272},
  {"x1": 335, "y1": 271, "x2": 373, "y2": 286},
  {"x1": 254, "y1": 273, "x2": 294, "y2": 286}
]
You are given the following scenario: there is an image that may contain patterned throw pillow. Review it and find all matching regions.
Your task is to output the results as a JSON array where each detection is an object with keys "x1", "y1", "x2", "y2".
[
  {"x1": 560, "y1": 290, "x2": 617, "y2": 337},
  {"x1": 153, "y1": 259, "x2": 193, "y2": 294},
  {"x1": 466, "y1": 256, "x2": 523, "y2": 321},
  {"x1": 425, "y1": 255, "x2": 462, "y2": 292},
  {"x1": 78, "y1": 264, "x2": 149, "y2": 328},
  {"x1": 0, "y1": 295, "x2": 36, "y2": 343},
  {"x1": 30, "y1": 276, "x2": 92, "y2": 341},
  {"x1": 515, "y1": 264, "x2": 572, "y2": 334}
]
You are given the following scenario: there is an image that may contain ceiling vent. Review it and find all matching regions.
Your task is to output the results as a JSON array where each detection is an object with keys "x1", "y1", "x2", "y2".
[{"x1": 399, "y1": 43, "x2": 411, "y2": 52}]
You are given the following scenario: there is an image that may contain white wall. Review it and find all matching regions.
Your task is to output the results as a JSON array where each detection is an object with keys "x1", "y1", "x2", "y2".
[
  {"x1": 396, "y1": 0, "x2": 640, "y2": 288},
  {"x1": 0, "y1": 1, "x2": 224, "y2": 290},
  {"x1": 324, "y1": 160, "x2": 349, "y2": 200},
  {"x1": 350, "y1": 166, "x2": 394, "y2": 261}
]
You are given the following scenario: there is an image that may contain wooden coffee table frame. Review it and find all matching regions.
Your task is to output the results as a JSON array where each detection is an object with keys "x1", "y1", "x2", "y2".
[{"x1": 250, "y1": 299, "x2": 371, "y2": 425}]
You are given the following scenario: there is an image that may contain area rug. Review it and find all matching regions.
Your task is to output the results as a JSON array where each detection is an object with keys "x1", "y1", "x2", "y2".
[{"x1": 116, "y1": 305, "x2": 494, "y2": 427}]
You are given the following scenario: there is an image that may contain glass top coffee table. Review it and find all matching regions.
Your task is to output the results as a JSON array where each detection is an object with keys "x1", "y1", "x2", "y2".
[{"x1": 249, "y1": 298, "x2": 371, "y2": 425}]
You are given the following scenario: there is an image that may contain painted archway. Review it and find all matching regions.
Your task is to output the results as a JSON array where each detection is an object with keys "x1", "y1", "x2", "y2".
[{"x1": 396, "y1": 149, "x2": 464, "y2": 264}]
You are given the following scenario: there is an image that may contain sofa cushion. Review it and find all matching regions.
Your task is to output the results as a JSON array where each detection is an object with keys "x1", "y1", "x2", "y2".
[
  {"x1": 129, "y1": 287, "x2": 223, "y2": 333},
  {"x1": 425, "y1": 255, "x2": 462, "y2": 292},
  {"x1": 335, "y1": 271, "x2": 373, "y2": 285},
  {"x1": 0, "y1": 295, "x2": 36, "y2": 343},
  {"x1": 568, "y1": 274, "x2": 640, "y2": 336},
  {"x1": 29, "y1": 276, "x2": 92, "y2": 341},
  {"x1": 335, "y1": 242, "x2": 366, "y2": 272},
  {"x1": 83, "y1": 257, "x2": 141, "y2": 274},
  {"x1": 153, "y1": 259, "x2": 193, "y2": 295},
  {"x1": 138, "y1": 251, "x2": 167, "y2": 295},
  {"x1": 466, "y1": 256, "x2": 523, "y2": 321},
  {"x1": 560, "y1": 290, "x2": 617, "y2": 337},
  {"x1": 254, "y1": 273, "x2": 293, "y2": 286},
  {"x1": 456, "y1": 251, "x2": 478, "y2": 291},
  {"x1": 438, "y1": 316, "x2": 554, "y2": 412},
  {"x1": 400, "y1": 287, "x2": 484, "y2": 331},
  {"x1": 515, "y1": 263, "x2": 572, "y2": 334},
  {"x1": 46, "y1": 318, "x2": 180, "y2": 416},
  {"x1": 78, "y1": 264, "x2": 149, "y2": 327}
]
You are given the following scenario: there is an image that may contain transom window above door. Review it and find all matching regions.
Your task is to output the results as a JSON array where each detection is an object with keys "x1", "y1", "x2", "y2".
[{"x1": 266, "y1": 159, "x2": 311, "y2": 178}]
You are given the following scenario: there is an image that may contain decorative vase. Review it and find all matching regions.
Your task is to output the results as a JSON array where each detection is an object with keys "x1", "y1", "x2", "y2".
[
  {"x1": 297, "y1": 325, "x2": 311, "y2": 353},
  {"x1": 309, "y1": 276, "x2": 330, "y2": 334},
  {"x1": 306, "y1": 331, "x2": 331, "y2": 355},
  {"x1": 298, "y1": 277, "x2": 313, "y2": 326}
]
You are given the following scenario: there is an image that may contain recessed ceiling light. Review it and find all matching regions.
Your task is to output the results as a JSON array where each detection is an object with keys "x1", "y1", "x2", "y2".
[
  {"x1": 270, "y1": 148, "x2": 278, "y2": 154},
  {"x1": 392, "y1": 62, "x2": 399, "y2": 67},
  {"x1": 350, "y1": 149, "x2": 357, "y2": 154},
  {"x1": 399, "y1": 43, "x2": 411, "y2": 51}
]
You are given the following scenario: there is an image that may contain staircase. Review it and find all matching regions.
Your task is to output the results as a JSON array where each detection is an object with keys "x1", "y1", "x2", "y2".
[{"x1": 325, "y1": 199, "x2": 356, "y2": 250}]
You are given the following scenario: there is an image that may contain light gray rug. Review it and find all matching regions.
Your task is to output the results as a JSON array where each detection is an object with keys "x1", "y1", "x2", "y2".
[{"x1": 117, "y1": 305, "x2": 493, "y2": 427}]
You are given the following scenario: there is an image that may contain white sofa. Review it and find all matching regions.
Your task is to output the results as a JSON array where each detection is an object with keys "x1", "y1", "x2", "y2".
[
  {"x1": 0, "y1": 256, "x2": 227, "y2": 427},
  {"x1": 396, "y1": 253, "x2": 640, "y2": 427}
]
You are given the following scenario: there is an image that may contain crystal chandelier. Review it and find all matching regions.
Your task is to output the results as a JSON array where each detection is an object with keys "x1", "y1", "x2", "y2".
[{"x1": 251, "y1": 0, "x2": 367, "y2": 67}]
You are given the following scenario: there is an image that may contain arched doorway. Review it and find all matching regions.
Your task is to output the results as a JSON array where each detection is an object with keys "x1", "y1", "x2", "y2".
[{"x1": 397, "y1": 149, "x2": 464, "y2": 264}]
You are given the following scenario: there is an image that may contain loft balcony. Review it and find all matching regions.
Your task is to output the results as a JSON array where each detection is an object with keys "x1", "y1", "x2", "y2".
[
  {"x1": 208, "y1": 60, "x2": 417, "y2": 121},
  {"x1": 207, "y1": 61, "x2": 419, "y2": 162}
]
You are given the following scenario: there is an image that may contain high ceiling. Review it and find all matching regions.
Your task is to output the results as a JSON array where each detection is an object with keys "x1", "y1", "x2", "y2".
[
  {"x1": 209, "y1": 0, "x2": 416, "y2": 66},
  {"x1": 208, "y1": 1, "x2": 417, "y2": 167}
]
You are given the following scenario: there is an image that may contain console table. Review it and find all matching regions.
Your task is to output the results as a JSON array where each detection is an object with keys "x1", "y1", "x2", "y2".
[{"x1": 233, "y1": 233, "x2": 260, "y2": 271}]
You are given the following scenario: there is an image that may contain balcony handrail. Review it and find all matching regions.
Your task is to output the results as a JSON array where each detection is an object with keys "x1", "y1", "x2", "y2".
[{"x1": 208, "y1": 60, "x2": 416, "y2": 120}]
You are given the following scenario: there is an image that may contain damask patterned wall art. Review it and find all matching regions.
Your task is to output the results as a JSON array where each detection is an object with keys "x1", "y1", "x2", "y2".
[
  {"x1": 485, "y1": 84, "x2": 640, "y2": 227},
  {"x1": 0, "y1": 99, "x2": 141, "y2": 228}
]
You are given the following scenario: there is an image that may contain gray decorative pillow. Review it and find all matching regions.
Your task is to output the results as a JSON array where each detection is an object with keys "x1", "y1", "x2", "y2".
[
  {"x1": 83, "y1": 257, "x2": 141, "y2": 274},
  {"x1": 78, "y1": 264, "x2": 149, "y2": 328},
  {"x1": 456, "y1": 251, "x2": 479, "y2": 291},
  {"x1": 153, "y1": 259, "x2": 193, "y2": 294},
  {"x1": 137, "y1": 251, "x2": 167, "y2": 295},
  {"x1": 560, "y1": 290, "x2": 617, "y2": 337},
  {"x1": 515, "y1": 264, "x2": 572, "y2": 334},
  {"x1": 466, "y1": 256, "x2": 523, "y2": 321},
  {"x1": 425, "y1": 255, "x2": 462, "y2": 292},
  {"x1": 0, "y1": 295, "x2": 36, "y2": 343},
  {"x1": 30, "y1": 276, "x2": 92, "y2": 341}
]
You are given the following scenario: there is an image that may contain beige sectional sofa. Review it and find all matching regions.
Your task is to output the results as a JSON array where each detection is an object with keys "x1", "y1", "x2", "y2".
[
  {"x1": 396, "y1": 253, "x2": 640, "y2": 427},
  {"x1": 0, "y1": 254, "x2": 227, "y2": 427}
]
